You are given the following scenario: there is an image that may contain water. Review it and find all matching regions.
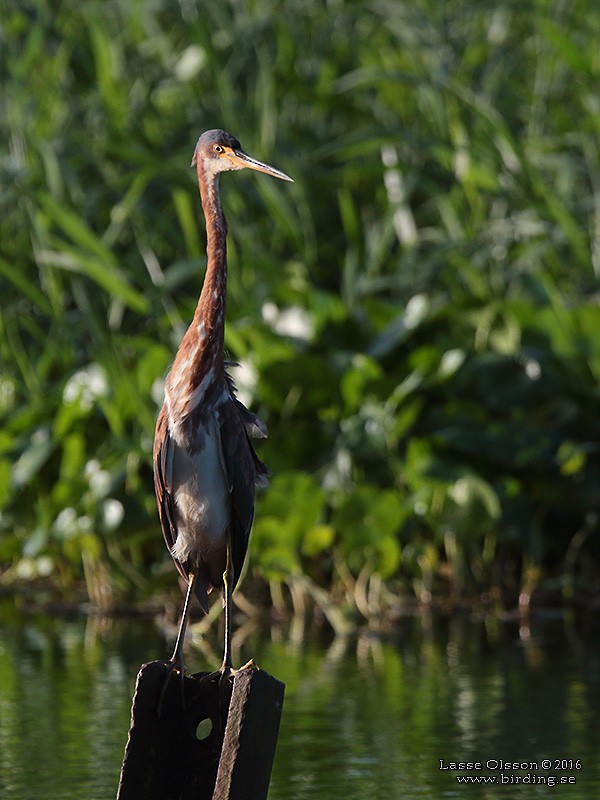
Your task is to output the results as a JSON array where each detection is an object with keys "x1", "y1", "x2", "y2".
[{"x1": 0, "y1": 605, "x2": 599, "y2": 799}]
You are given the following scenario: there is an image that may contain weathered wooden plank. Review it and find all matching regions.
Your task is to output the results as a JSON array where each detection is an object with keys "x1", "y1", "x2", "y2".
[
  {"x1": 117, "y1": 661, "x2": 228, "y2": 800},
  {"x1": 117, "y1": 661, "x2": 284, "y2": 800},
  {"x1": 213, "y1": 668, "x2": 285, "y2": 800}
]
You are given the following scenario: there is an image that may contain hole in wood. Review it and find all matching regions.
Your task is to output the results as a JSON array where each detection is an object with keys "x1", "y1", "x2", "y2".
[{"x1": 195, "y1": 717, "x2": 213, "y2": 741}]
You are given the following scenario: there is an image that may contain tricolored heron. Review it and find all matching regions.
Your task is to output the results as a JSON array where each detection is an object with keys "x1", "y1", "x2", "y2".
[{"x1": 153, "y1": 130, "x2": 293, "y2": 685}]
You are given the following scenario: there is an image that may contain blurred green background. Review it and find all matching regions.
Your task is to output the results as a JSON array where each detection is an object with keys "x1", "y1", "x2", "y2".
[{"x1": 2, "y1": 0, "x2": 599, "y2": 623}]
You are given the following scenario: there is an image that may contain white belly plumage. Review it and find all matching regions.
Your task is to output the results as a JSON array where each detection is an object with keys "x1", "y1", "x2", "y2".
[{"x1": 169, "y1": 415, "x2": 231, "y2": 582}]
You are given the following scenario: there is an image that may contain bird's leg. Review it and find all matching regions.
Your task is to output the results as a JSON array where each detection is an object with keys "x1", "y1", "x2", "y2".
[
  {"x1": 221, "y1": 544, "x2": 234, "y2": 674},
  {"x1": 219, "y1": 545, "x2": 257, "y2": 680},
  {"x1": 171, "y1": 569, "x2": 198, "y2": 666},
  {"x1": 216, "y1": 544, "x2": 237, "y2": 738},
  {"x1": 157, "y1": 570, "x2": 198, "y2": 715}
]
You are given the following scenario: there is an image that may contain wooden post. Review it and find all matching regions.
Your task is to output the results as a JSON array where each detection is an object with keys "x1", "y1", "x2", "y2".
[
  {"x1": 117, "y1": 660, "x2": 284, "y2": 800},
  {"x1": 213, "y1": 668, "x2": 285, "y2": 800}
]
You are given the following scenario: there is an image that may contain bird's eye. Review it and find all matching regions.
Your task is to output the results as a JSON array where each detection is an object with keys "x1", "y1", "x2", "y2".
[{"x1": 214, "y1": 145, "x2": 223, "y2": 154}]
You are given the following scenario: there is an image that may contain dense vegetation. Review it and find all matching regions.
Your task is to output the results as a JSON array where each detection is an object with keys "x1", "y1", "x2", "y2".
[{"x1": 2, "y1": 0, "x2": 599, "y2": 624}]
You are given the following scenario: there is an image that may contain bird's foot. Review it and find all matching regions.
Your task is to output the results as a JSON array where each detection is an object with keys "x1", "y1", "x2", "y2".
[
  {"x1": 156, "y1": 658, "x2": 186, "y2": 717},
  {"x1": 237, "y1": 658, "x2": 258, "y2": 672},
  {"x1": 220, "y1": 658, "x2": 257, "y2": 675},
  {"x1": 218, "y1": 662, "x2": 234, "y2": 688},
  {"x1": 218, "y1": 658, "x2": 257, "y2": 687}
]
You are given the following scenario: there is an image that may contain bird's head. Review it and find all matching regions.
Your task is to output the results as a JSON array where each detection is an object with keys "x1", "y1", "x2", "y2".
[{"x1": 192, "y1": 129, "x2": 293, "y2": 182}]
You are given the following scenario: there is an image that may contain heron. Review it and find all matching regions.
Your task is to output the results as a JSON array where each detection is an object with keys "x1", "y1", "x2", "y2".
[{"x1": 153, "y1": 129, "x2": 293, "y2": 689}]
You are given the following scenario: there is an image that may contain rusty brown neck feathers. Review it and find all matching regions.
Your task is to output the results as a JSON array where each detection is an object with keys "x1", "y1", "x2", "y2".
[
  {"x1": 194, "y1": 165, "x2": 227, "y2": 352},
  {"x1": 163, "y1": 163, "x2": 228, "y2": 423}
]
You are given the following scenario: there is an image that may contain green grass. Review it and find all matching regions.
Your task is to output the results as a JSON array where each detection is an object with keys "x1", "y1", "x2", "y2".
[{"x1": 1, "y1": 0, "x2": 600, "y2": 619}]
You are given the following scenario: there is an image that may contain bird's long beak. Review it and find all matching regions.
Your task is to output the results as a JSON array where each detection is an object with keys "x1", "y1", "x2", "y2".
[{"x1": 227, "y1": 149, "x2": 294, "y2": 182}]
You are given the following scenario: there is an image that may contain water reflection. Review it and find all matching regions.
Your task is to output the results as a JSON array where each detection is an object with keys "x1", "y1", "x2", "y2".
[{"x1": 0, "y1": 607, "x2": 599, "y2": 799}]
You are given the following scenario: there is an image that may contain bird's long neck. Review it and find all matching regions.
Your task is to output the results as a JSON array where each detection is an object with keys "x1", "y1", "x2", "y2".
[
  {"x1": 163, "y1": 168, "x2": 228, "y2": 425},
  {"x1": 195, "y1": 168, "x2": 227, "y2": 350}
]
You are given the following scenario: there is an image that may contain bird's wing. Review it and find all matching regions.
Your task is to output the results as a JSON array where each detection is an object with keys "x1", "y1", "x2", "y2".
[
  {"x1": 218, "y1": 398, "x2": 269, "y2": 588},
  {"x1": 153, "y1": 405, "x2": 189, "y2": 584}
]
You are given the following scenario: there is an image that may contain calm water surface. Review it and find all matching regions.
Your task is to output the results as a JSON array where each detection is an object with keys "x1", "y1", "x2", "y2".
[{"x1": 0, "y1": 606, "x2": 599, "y2": 799}]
